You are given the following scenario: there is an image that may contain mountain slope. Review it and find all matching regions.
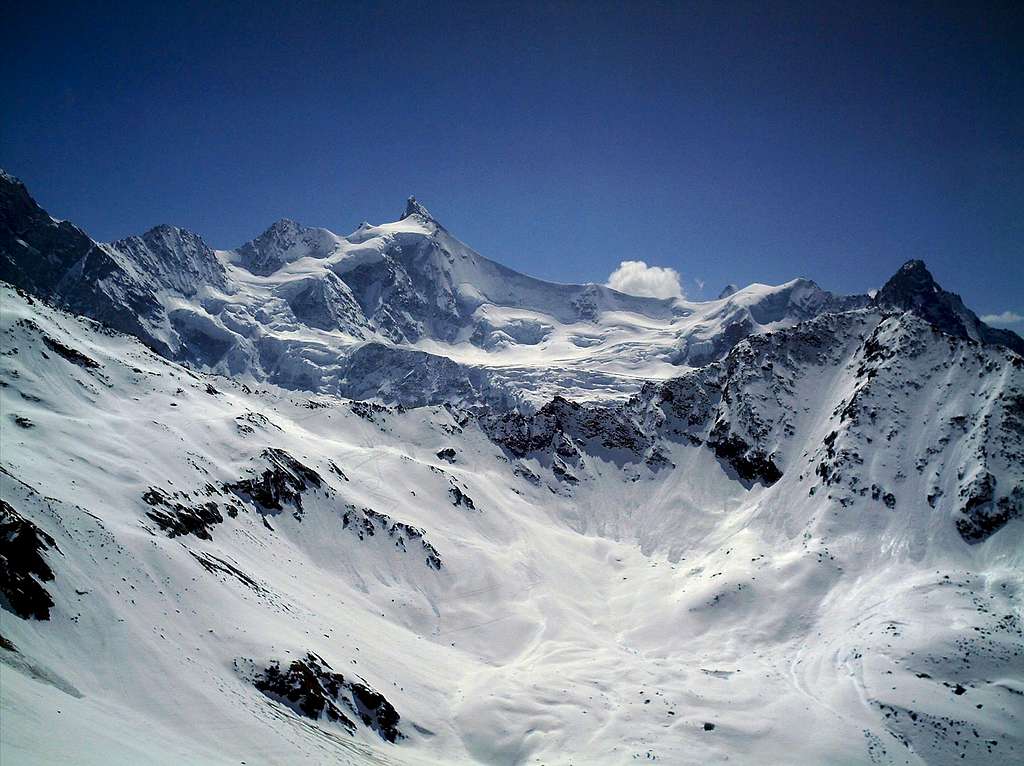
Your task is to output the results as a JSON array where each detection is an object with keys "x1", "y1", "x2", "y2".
[
  {"x1": 1, "y1": 284, "x2": 1021, "y2": 766},
  {"x1": 2, "y1": 171, "x2": 1022, "y2": 765}
]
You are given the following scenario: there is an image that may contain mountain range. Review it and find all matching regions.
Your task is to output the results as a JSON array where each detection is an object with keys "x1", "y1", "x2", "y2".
[{"x1": 1, "y1": 170, "x2": 1021, "y2": 766}]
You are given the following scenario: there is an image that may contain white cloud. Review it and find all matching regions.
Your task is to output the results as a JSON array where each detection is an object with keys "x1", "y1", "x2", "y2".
[
  {"x1": 606, "y1": 260, "x2": 684, "y2": 299},
  {"x1": 980, "y1": 310, "x2": 1023, "y2": 326},
  {"x1": 695, "y1": 278, "x2": 705, "y2": 292}
]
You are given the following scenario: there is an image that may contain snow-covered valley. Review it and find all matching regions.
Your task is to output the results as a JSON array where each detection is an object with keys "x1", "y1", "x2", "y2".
[{"x1": 1, "y1": 171, "x2": 1022, "y2": 765}]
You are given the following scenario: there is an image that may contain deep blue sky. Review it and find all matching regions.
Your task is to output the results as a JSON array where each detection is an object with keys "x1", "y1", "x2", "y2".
[{"x1": 3, "y1": 1, "x2": 1021, "y2": 318}]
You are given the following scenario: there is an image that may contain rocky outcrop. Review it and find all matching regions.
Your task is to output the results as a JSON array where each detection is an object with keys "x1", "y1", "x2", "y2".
[
  {"x1": 143, "y1": 485, "x2": 234, "y2": 541},
  {"x1": 252, "y1": 652, "x2": 402, "y2": 742},
  {"x1": 483, "y1": 396, "x2": 650, "y2": 460},
  {"x1": 226, "y1": 448, "x2": 324, "y2": 519},
  {"x1": 341, "y1": 505, "x2": 443, "y2": 570},
  {"x1": 956, "y1": 473, "x2": 1022, "y2": 543},
  {"x1": 0, "y1": 499, "x2": 60, "y2": 620}
]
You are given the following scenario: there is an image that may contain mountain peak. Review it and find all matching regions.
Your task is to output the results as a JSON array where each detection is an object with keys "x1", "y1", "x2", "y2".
[
  {"x1": 145, "y1": 223, "x2": 180, "y2": 235},
  {"x1": 886, "y1": 259, "x2": 939, "y2": 291},
  {"x1": 0, "y1": 168, "x2": 25, "y2": 188},
  {"x1": 266, "y1": 217, "x2": 302, "y2": 235},
  {"x1": 109, "y1": 223, "x2": 226, "y2": 297},
  {"x1": 900, "y1": 258, "x2": 929, "y2": 273},
  {"x1": 874, "y1": 259, "x2": 1023, "y2": 355},
  {"x1": 141, "y1": 223, "x2": 206, "y2": 244},
  {"x1": 875, "y1": 259, "x2": 942, "y2": 308},
  {"x1": 135, "y1": 224, "x2": 216, "y2": 262},
  {"x1": 403, "y1": 196, "x2": 435, "y2": 222}
]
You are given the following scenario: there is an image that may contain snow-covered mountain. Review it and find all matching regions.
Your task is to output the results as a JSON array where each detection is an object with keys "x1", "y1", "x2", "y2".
[
  {"x1": 1, "y1": 171, "x2": 1022, "y2": 766},
  {"x1": 2, "y1": 173, "x2": 878, "y2": 406}
]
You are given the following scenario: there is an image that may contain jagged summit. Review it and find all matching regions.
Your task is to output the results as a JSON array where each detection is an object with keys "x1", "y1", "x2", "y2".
[
  {"x1": 875, "y1": 258, "x2": 1024, "y2": 355},
  {"x1": 143, "y1": 222, "x2": 182, "y2": 236},
  {"x1": 136, "y1": 222, "x2": 209, "y2": 246},
  {"x1": 717, "y1": 283, "x2": 738, "y2": 299},
  {"x1": 112, "y1": 224, "x2": 227, "y2": 297},
  {"x1": 0, "y1": 168, "x2": 24, "y2": 186},
  {"x1": 876, "y1": 259, "x2": 940, "y2": 299},
  {"x1": 233, "y1": 217, "x2": 342, "y2": 277},
  {"x1": 403, "y1": 196, "x2": 437, "y2": 224},
  {"x1": 266, "y1": 217, "x2": 302, "y2": 233}
]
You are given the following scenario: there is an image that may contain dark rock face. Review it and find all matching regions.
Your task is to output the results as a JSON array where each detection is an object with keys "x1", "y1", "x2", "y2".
[
  {"x1": 227, "y1": 448, "x2": 323, "y2": 519},
  {"x1": 480, "y1": 395, "x2": 664, "y2": 489},
  {"x1": 482, "y1": 396, "x2": 651, "y2": 462},
  {"x1": 253, "y1": 652, "x2": 403, "y2": 742},
  {"x1": 0, "y1": 171, "x2": 104, "y2": 297},
  {"x1": 254, "y1": 653, "x2": 358, "y2": 732},
  {"x1": 403, "y1": 196, "x2": 436, "y2": 223},
  {"x1": 639, "y1": 332, "x2": 800, "y2": 485},
  {"x1": 956, "y1": 474, "x2": 1022, "y2": 544},
  {"x1": 637, "y1": 367, "x2": 721, "y2": 442},
  {"x1": 0, "y1": 499, "x2": 60, "y2": 620},
  {"x1": 874, "y1": 260, "x2": 1024, "y2": 356},
  {"x1": 143, "y1": 486, "x2": 228, "y2": 541},
  {"x1": 111, "y1": 224, "x2": 228, "y2": 296},
  {"x1": 0, "y1": 172, "x2": 173, "y2": 355},
  {"x1": 708, "y1": 428, "x2": 782, "y2": 486},
  {"x1": 144, "y1": 449, "x2": 324, "y2": 539},
  {"x1": 137, "y1": 457, "x2": 312, "y2": 542},
  {"x1": 349, "y1": 681, "x2": 402, "y2": 742},
  {"x1": 449, "y1": 485, "x2": 476, "y2": 509},
  {"x1": 341, "y1": 505, "x2": 443, "y2": 570},
  {"x1": 42, "y1": 335, "x2": 100, "y2": 369}
]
